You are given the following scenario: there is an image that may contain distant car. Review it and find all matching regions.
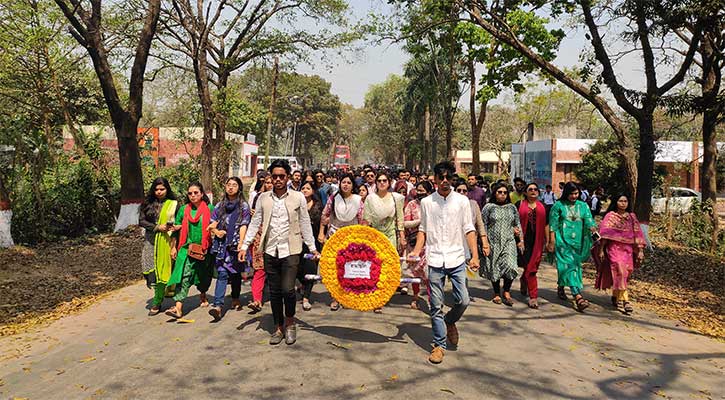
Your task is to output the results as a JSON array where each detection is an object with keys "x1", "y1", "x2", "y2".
[{"x1": 651, "y1": 187, "x2": 701, "y2": 215}]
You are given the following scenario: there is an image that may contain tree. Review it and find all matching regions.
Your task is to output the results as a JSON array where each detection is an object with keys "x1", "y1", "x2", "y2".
[
  {"x1": 156, "y1": 0, "x2": 354, "y2": 192},
  {"x1": 455, "y1": 2, "x2": 564, "y2": 174},
  {"x1": 54, "y1": 0, "x2": 161, "y2": 230},
  {"x1": 363, "y1": 75, "x2": 414, "y2": 165},
  {"x1": 457, "y1": 0, "x2": 707, "y2": 223}
]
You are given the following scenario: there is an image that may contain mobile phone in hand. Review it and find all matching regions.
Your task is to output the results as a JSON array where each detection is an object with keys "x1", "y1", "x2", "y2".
[{"x1": 591, "y1": 231, "x2": 601, "y2": 242}]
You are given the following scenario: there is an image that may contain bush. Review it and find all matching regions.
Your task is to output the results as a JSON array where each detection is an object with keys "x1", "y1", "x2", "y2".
[
  {"x1": 11, "y1": 155, "x2": 120, "y2": 244},
  {"x1": 651, "y1": 200, "x2": 725, "y2": 257}
]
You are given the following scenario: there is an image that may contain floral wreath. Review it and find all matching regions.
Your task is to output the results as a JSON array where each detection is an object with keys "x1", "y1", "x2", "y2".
[{"x1": 319, "y1": 225, "x2": 401, "y2": 311}]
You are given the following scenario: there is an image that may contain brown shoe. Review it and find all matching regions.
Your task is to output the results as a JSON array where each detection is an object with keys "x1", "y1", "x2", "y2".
[
  {"x1": 429, "y1": 346, "x2": 444, "y2": 364},
  {"x1": 446, "y1": 322, "x2": 459, "y2": 346}
]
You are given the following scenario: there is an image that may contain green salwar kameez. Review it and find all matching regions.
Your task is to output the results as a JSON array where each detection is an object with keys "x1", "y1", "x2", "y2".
[
  {"x1": 548, "y1": 200, "x2": 595, "y2": 294},
  {"x1": 167, "y1": 205, "x2": 214, "y2": 302}
]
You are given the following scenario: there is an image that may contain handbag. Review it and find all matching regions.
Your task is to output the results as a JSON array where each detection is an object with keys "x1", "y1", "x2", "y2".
[{"x1": 187, "y1": 243, "x2": 206, "y2": 261}]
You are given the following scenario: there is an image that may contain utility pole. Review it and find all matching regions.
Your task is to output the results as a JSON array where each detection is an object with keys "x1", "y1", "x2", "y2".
[{"x1": 263, "y1": 57, "x2": 279, "y2": 170}]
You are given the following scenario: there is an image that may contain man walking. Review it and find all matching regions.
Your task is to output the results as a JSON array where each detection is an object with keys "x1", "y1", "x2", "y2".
[
  {"x1": 466, "y1": 173, "x2": 485, "y2": 209},
  {"x1": 409, "y1": 160, "x2": 482, "y2": 364},
  {"x1": 240, "y1": 159, "x2": 320, "y2": 345}
]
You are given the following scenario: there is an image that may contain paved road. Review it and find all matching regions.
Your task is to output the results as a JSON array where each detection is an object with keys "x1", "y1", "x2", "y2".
[{"x1": 1, "y1": 265, "x2": 723, "y2": 400}]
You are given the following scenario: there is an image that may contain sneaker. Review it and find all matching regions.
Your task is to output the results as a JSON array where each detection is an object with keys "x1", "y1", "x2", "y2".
[
  {"x1": 208, "y1": 306, "x2": 222, "y2": 321},
  {"x1": 269, "y1": 330, "x2": 285, "y2": 345},
  {"x1": 429, "y1": 346, "x2": 445, "y2": 364},
  {"x1": 446, "y1": 322, "x2": 459, "y2": 346}
]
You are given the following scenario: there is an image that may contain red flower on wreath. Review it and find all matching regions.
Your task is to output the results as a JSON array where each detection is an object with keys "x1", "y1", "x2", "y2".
[{"x1": 336, "y1": 243, "x2": 382, "y2": 294}]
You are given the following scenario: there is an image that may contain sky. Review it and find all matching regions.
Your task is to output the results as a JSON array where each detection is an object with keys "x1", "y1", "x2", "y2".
[{"x1": 292, "y1": 1, "x2": 659, "y2": 109}]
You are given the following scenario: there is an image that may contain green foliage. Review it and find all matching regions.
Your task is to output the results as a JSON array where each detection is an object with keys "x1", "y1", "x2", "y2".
[
  {"x1": 576, "y1": 139, "x2": 627, "y2": 193},
  {"x1": 11, "y1": 154, "x2": 119, "y2": 244},
  {"x1": 158, "y1": 159, "x2": 202, "y2": 200},
  {"x1": 363, "y1": 75, "x2": 414, "y2": 165},
  {"x1": 652, "y1": 201, "x2": 725, "y2": 256}
]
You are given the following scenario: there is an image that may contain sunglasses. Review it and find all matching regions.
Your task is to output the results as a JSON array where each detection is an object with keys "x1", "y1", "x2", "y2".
[
  {"x1": 496, "y1": 190, "x2": 508, "y2": 194},
  {"x1": 456, "y1": 189, "x2": 468, "y2": 193},
  {"x1": 187, "y1": 190, "x2": 200, "y2": 195},
  {"x1": 377, "y1": 178, "x2": 388, "y2": 183},
  {"x1": 271, "y1": 174, "x2": 287, "y2": 180},
  {"x1": 436, "y1": 174, "x2": 452, "y2": 181},
  {"x1": 527, "y1": 188, "x2": 539, "y2": 192}
]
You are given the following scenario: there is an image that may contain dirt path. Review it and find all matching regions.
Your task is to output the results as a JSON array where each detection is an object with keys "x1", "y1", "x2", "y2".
[{"x1": 1, "y1": 265, "x2": 722, "y2": 400}]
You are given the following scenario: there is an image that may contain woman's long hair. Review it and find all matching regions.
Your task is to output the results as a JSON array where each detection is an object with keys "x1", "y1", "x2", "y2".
[
  {"x1": 558, "y1": 182, "x2": 580, "y2": 203},
  {"x1": 186, "y1": 181, "x2": 211, "y2": 205},
  {"x1": 488, "y1": 182, "x2": 511, "y2": 205},
  {"x1": 141, "y1": 177, "x2": 176, "y2": 214},
  {"x1": 605, "y1": 193, "x2": 633, "y2": 214}
]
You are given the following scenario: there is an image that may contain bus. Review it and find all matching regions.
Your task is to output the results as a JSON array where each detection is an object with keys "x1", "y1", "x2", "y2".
[
  {"x1": 333, "y1": 145, "x2": 351, "y2": 170},
  {"x1": 255, "y1": 156, "x2": 301, "y2": 172}
]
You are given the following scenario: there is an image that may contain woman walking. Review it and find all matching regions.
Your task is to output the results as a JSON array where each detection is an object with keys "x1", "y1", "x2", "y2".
[
  {"x1": 481, "y1": 182, "x2": 523, "y2": 306},
  {"x1": 516, "y1": 183, "x2": 548, "y2": 309},
  {"x1": 297, "y1": 180, "x2": 323, "y2": 311},
  {"x1": 166, "y1": 182, "x2": 214, "y2": 319},
  {"x1": 244, "y1": 174, "x2": 273, "y2": 313},
  {"x1": 403, "y1": 181, "x2": 433, "y2": 309},
  {"x1": 139, "y1": 178, "x2": 179, "y2": 316},
  {"x1": 548, "y1": 182, "x2": 597, "y2": 312},
  {"x1": 319, "y1": 173, "x2": 364, "y2": 311},
  {"x1": 208, "y1": 177, "x2": 251, "y2": 321},
  {"x1": 363, "y1": 171, "x2": 405, "y2": 313},
  {"x1": 594, "y1": 194, "x2": 645, "y2": 314}
]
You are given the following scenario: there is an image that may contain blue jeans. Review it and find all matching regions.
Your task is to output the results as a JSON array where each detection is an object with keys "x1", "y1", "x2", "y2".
[
  {"x1": 428, "y1": 263, "x2": 470, "y2": 349},
  {"x1": 213, "y1": 268, "x2": 241, "y2": 307}
]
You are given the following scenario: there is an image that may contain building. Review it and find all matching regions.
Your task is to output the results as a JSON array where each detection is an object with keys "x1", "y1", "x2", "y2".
[
  {"x1": 62, "y1": 126, "x2": 259, "y2": 178},
  {"x1": 510, "y1": 138, "x2": 724, "y2": 191},
  {"x1": 453, "y1": 150, "x2": 510, "y2": 175}
]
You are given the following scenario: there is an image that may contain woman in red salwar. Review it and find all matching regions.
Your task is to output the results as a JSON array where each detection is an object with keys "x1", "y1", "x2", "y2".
[
  {"x1": 594, "y1": 194, "x2": 645, "y2": 315},
  {"x1": 516, "y1": 183, "x2": 548, "y2": 309}
]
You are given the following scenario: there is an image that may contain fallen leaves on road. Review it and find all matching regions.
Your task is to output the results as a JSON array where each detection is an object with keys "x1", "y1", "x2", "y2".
[
  {"x1": 78, "y1": 356, "x2": 96, "y2": 363},
  {"x1": 0, "y1": 229, "x2": 144, "y2": 337},
  {"x1": 388, "y1": 374, "x2": 398, "y2": 382},
  {"x1": 176, "y1": 319, "x2": 195, "y2": 324},
  {"x1": 440, "y1": 388, "x2": 456, "y2": 395}
]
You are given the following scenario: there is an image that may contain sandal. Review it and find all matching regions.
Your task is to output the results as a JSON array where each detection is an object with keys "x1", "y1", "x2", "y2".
[
  {"x1": 557, "y1": 286, "x2": 567, "y2": 300},
  {"x1": 199, "y1": 293, "x2": 209, "y2": 308},
  {"x1": 373, "y1": 308, "x2": 383, "y2": 314},
  {"x1": 502, "y1": 294, "x2": 514, "y2": 307},
  {"x1": 148, "y1": 307, "x2": 161, "y2": 316},
  {"x1": 575, "y1": 296, "x2": 590, "y2": 312},
  {"x1": 330, "y1": 301, "x2": 340, "y2": 311},
  {"x1": 528, "y1": 298, "x2": 539, "y2": 309},
  {"x1": 302, "y1": 300, "x2": 312, "y2": 311},
  {"x1": 247, "y1": 301, "x2": 262, "y2": 313},
  {"x1": 165, "y1": 307, "x2": 182, "y2": 319},
  {"x1": 492, "y1": 295, "x2": 502, "y2": 304},
  {"x1": 231, "y1": 299, "x2": 243, "y2": 311},
  {"x1": 623, "y1": 301, "x2": 633, "y2": 314}
]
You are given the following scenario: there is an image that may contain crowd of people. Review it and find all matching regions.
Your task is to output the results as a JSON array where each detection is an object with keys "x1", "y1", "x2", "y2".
[{"x1": 139, "y1": 160, "x2": 645, "y2": 364}]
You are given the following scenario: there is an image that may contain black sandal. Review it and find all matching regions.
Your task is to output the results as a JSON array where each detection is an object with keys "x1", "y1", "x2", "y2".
[
  {"x1": 623, "y1": 301, "x2": 633, "y2": 314},
  {"x1": 557, "y1": 286, "x2": 567, "y2": 300},
  {"x1": 502, "y1": 293, "x2": 514, "y2": 307},
  {"x1": 575, "y1": 296, "x2": 590, "y2": 312}
]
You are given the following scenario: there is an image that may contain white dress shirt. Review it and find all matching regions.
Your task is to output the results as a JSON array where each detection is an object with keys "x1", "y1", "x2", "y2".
[{"x1": 419, "y1": 190, "x2": 475, "y2": 269}]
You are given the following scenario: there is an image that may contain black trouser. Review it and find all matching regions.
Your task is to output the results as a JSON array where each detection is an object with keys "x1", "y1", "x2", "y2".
[
  {"x1": 492, "y1": 277, "x2": 514, "y2": 295},
  {"x1": 264, "y1": 254, "x2": 300, "y2": 328},
  {"x1": 296, "y1": 243, "x2": 319, "y2": 300}
]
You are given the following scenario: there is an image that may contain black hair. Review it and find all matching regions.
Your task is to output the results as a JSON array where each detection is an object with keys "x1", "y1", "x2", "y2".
[
  {"x1": 605, "y1": 193, "x2": 633, "y2": 214},
  {"x1": 338, "y1": 173, "x2": 358, "y2": 194},
  {"x1": 186, "y1": 181, "x2": 211, "y2": 205},
  {"x1": 375, "y1": 171, "x2": 393, "y2": 191},
  {"x1": 513, "y1": 177, "x2": 525, "y2": 184},
  {"x1": 216, "y1": 177, "x2": 247, "y2": 230},
  {"x1": 546, "y1": 184, "x2": 552, "y2": 189},
  {"x1": 140, "y1": 177, "x2": 176, "y2": 214},
  {"x1": 488, "y1": 182, "x2": 511, "y2": 205},
  {"x1": 268, "y1": 159, "x2": 291, "y2": 175},
  {"x1": 433, "y1": 160, "x2": 456, "y2": 178},
  {"x1": 301, "y1": 179, "x2": 319, "y2": 192},
  {"x1": 253, "y1": 171, "x2": 269, "y2": 192},
  {"x1": 468, "y1": 173, "x2": 477, "y2": 178},
  {"x1": 559, "y1": 182, "x2": 580, "y2": 203},
  {"x1": 416, "y1": 180, "x2": 434, "y2": 194}
]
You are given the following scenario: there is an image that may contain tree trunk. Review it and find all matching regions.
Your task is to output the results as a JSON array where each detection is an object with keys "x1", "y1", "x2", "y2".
[
  {"x1": 444, "y1": 107, "x2": 454, "y2": 161},
  {"x1": 264, "y1": 58, "x2": 279, "y2": 170},
  {"x1": 194, "y1": 41, "x2": 216, "y2": 195},
  {"x1": 0, "y1": 173, "x2": 13, "y2": 248},
  {"x1": 424, "y1": 104, "x2": 431, "y2": 171},
  {"x1": 634, "y1": 117, "x2": 656, "y2": 223}
]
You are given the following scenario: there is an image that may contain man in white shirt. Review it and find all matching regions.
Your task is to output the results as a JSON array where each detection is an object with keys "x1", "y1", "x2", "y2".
[
  {"x1": 409, "y1": 160, "x2": 481, "y2": 364},
  {"x1": 240, "y1": 159, "x2": 319, "y2": 346}
]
